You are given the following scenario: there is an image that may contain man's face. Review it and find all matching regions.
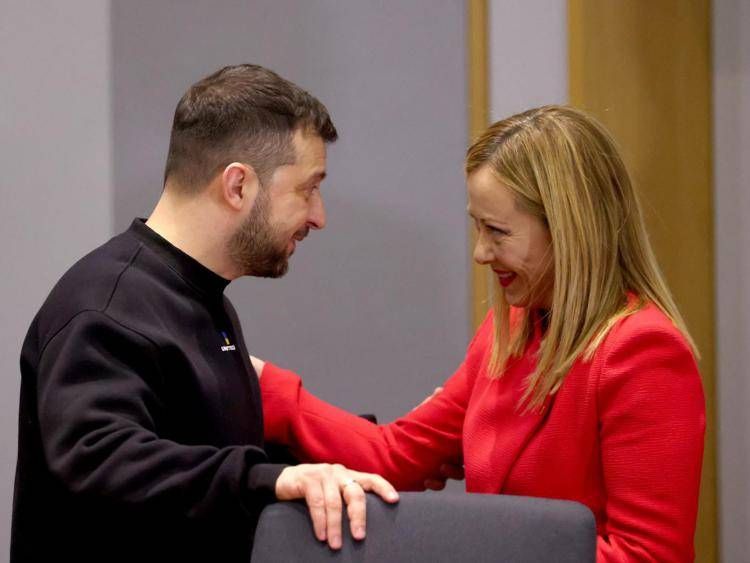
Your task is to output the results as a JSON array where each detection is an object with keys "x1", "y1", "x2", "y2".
[{"x1": 228, "y1": 130, "x2": 327, "y2": 278}]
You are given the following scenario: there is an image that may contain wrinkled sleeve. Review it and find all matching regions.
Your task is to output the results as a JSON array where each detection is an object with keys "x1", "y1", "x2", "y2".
[
  {"x1": 37, "y1": 311, "x2": 285, "y2": 519},
  {"x1": 260, "y1": 316, "x2": 493, "y2": 491},
  {"x1": 595, "y1": 320, "x2": 705, "y2": 562}
]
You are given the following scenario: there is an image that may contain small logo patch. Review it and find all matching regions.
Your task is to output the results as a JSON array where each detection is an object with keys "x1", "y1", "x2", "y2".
[{"x1": 220, "y1": 331, "x2": 236, "y2": 352}]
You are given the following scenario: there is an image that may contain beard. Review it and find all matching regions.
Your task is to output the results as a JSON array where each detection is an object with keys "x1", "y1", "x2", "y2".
[{"x1": 227, "y1": 189, "x2": 292, "y2": 278}]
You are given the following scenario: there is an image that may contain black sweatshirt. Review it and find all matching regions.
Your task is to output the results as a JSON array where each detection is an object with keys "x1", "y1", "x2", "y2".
[{"x1": 12, "y1": 219, "x2": 286, "y2": 563}]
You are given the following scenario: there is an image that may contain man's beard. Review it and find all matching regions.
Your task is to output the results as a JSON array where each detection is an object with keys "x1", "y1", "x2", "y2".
[{"x1": 227, "y1": 189, "x2": 291, "y2": 278}]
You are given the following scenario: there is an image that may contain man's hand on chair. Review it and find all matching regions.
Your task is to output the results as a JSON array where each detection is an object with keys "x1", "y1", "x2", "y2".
[{"x1": 275, "y1": 463, "x2": 399, "y2": 550}]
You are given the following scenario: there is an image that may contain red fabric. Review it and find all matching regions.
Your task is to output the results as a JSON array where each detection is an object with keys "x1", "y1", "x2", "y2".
[{"x1": 261, "y1": 304, "x2": 705, "y2": 562}]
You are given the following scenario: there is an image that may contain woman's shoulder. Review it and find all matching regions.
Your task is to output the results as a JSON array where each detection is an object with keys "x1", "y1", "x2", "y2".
[
  {"x1": 592, "y1": 300, "x2": 700, "y2": 387},
  {"x1": 606, "y1": 300, "x2": 691, "y2": 350},
  {"x1": 592, "y1": 300, "x2": 705, "y2": 430}
]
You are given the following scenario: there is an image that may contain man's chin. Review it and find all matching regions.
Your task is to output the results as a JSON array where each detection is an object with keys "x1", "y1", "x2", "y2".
[
  {"x1": 247, "y1": 266, "x2": 288, "y2": 279},
  {"x1": 258, "y1": 269, "x2": 288, "y2": 279},
  {"x1": 288, "y1": 237, "x2": 305, "y2": 256},
  {"x1": 240, "y1": 254, "x2": 289, "y2": 278}
]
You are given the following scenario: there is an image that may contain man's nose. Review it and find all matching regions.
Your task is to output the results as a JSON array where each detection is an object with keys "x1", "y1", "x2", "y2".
[{"x1": 308, "y1": 192, "x2": 326, "y2": 230}]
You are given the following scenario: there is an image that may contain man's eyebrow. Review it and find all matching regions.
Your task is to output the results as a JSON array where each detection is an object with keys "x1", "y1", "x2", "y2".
[
  {"x1": 297, "y1": 171, "x2": 327, "y2": 191},
  {"x1": 300, "y1": 171, "x2": 326, "y2": 188}
]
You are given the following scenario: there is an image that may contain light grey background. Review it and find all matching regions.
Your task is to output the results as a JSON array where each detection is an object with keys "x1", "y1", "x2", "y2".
[
  {"x1": 714, "y1": 0, "x2": 750, "y2": 559},
  {"x1": 0, "y1": 1, "x2": 113, "y2": 557},
  {"x1": 489, "y1": 0, "x2": 568, "y2": 121}
]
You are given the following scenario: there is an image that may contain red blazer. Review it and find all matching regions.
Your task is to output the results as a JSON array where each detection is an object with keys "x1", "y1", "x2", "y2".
[{"x1": 261, "y1": 304, "x2": 705, "y2": 562}]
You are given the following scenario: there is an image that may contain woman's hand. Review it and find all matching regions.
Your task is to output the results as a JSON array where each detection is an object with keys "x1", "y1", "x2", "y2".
[
  {"x1": 250, "y1": 355, "x2": 265, "y2": 378},
  {"x1": 424, "y1": 463, "x2": 466, "y2": 490},
  {"x1": 412, "y1": 386, "x2": 444, "y2": 411}
]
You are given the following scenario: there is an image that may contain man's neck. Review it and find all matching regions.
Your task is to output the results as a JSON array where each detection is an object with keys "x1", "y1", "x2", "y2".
[{"x1": 145, "y1": 191, "x2": 240, "y2": 280}]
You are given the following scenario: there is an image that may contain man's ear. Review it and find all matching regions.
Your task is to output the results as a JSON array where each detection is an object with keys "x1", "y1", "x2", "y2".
[{"x1": 221, "y1": 163, "x2": 260, "y2": 211}]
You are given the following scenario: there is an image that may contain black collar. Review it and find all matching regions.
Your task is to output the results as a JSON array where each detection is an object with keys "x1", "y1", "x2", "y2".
[{"x1": 128, "y1": 218, "x2": 231, "y2": 296}]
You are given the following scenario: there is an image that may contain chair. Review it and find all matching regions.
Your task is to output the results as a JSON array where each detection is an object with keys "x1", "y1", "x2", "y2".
[{"x1": 251, "y1": 492, "x2": 596, "y2": 562}]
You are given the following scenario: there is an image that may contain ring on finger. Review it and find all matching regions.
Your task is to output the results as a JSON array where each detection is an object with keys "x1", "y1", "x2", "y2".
[{"x1": 341, "y1": 478, "x2": 360, "y2": 490}]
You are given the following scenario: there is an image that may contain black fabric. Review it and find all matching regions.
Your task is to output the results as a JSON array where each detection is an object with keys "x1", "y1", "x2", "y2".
[
  {"x1": 252, "y1": 492, "x2": 596, "y2": 563},
  {"x1": 12, "y1": 219, "x2": 285, "y2": 563}
]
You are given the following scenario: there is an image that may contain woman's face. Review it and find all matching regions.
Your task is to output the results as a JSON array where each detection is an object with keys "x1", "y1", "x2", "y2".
[{"x1": 467, "y1": 165, "x2": 554, "y2": 309}]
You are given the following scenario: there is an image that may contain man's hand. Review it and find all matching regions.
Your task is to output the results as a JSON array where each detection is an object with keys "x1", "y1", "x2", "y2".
[
  {"x1": 275, "y1": 463, "x2": 399, "y2": 550},
  {"x1": 250, "y1": 355, "x2": 265, "y2": 378}
]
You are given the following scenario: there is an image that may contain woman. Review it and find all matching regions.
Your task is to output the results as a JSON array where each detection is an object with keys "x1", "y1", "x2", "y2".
[{"x1": 256, "y1": 106, "x2": 705, "y2": 561}]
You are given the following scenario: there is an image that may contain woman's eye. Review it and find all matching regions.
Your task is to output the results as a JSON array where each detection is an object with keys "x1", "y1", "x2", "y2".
[{"x1": 488, "y1": 226, "x2": 508, "y2": 236}]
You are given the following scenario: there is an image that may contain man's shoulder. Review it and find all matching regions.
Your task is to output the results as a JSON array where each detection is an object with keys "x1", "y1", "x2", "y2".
[{"x1": 27, "y1": 231, "x2": 144, "y2": 351}]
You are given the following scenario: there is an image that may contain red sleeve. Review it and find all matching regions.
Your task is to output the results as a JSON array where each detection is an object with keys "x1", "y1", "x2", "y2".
[
  {"x1": 595, "y1": 315, "x2": 706, "y2": 562},
  {"x1": 261, "y1": 314, "x2": 494, "y2": 491}
]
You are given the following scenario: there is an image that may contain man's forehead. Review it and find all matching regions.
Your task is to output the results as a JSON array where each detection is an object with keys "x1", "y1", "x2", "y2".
[{"x1": 291, "y1": 131, "x2": 327, "y2": 174}]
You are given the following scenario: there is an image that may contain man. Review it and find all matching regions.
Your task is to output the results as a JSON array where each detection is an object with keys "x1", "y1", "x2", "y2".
[{"x1": 12, "y1": 64, "x2": 397, "y2": 563}]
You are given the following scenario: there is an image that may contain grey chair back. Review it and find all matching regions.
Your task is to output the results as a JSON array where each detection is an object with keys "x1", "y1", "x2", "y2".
[{"x1": 251, "y1": 492, "x2": 596, "y2": 562}]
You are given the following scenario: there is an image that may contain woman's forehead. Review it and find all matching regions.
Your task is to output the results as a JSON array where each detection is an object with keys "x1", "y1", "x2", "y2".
[{"x1": 467, "y1": 168, "x2": 516, "y2": 218}]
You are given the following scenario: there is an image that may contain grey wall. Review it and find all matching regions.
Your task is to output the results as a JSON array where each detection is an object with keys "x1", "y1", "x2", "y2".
[
  {"x1": 714, "y1": 0, "x2": 750, "y2": 560},
  {"x1": 111, "y1": 1, "x2": 470, "y2": 421},
  {"x1": 488, "y1": 0, "x2": 567, "y2": 121},
  {"x1": 0, "y1": 2, "x2": 113, "y2": 559}
]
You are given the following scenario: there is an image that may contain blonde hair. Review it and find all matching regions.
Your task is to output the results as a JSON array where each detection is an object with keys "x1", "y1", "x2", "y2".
[{"x1": 465, "y1": 105, "x2": 697, "y2": 410}]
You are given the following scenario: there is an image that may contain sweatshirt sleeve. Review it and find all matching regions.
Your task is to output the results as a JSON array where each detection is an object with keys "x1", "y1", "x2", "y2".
[
  {"x1": 595, "y1": 318, "x2": 706, "y2": 562},
  {"x1": 36, "y1": 311, "x2": 285, "y2": 519},
  {"x1": 260, "y1": 315, "x2": 493, "y2": 491}
]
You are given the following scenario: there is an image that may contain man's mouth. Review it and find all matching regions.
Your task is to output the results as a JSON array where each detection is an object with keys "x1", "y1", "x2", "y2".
[{"x1": 292, "y1": 228, "x2": 309, "y2": 242}]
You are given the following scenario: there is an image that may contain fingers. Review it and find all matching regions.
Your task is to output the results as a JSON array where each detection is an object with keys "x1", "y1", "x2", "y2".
[
  {"x1": 302, "y1": 479, "x2": 327, "y2": 543},
  {"x1": 322, "y1": 473, "x2": 343, "y2": 549},
  {"x1": 341, "y1": 479, "x2": 367, "y2": 540},
  {"x1": 249, "y1": 355, "x2": 265, "y2": 377},
  {"x1": 424, "y1": 478, "x2": 447, "y2": 490},
  {"x1": 440, "y1": 463, "x2": 465, "y2": 481},
  {"x1": 341, "y1": 470, "x2": 398, "y2": 544},
  {"x1": 423, "y1": 462, "x2": 465, "y2": 490},
  {"x1": 275, "y1": 464, "x2": 398, "y2": 551},
  {"x1": 350, "y1": 471, "x2": 399, "y2": 504},
  {"x1": 412, "y1": 386, "x2": 444, "y2": 411}
]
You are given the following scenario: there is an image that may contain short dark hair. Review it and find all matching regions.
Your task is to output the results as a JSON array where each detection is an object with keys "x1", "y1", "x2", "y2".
[{"x1": 163, "y1": 64, "x2": 337, "y2": 192}]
